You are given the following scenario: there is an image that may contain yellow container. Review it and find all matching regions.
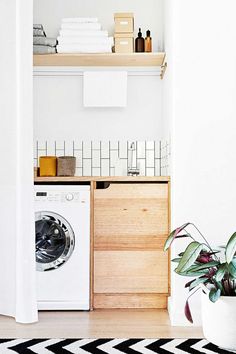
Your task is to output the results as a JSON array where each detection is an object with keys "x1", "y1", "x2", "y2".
[
  {"x1": 114, "y1": 13, "x2": 134, "y2": 33},
  {"x1": 39, "y1": 156, "x2": 57, "y2": 177}
]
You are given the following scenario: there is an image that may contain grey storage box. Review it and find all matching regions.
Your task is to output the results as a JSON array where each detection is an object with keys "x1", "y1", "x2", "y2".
[{"x1": 57, "y1": 156, "x2": 76, "y2": 176}]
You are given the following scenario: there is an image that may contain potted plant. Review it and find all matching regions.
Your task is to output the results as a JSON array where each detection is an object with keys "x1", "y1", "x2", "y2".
[{"x1": 164, "y1": 223, "x2": 236, "y2": 351}]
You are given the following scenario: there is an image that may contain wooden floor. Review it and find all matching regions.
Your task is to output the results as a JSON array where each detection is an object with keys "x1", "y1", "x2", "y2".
[{"x1": 0, "y1": 310, "x2": 203, "y2": 338}]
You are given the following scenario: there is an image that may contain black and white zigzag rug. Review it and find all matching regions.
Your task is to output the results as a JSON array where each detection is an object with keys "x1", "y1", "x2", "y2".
[{"x1": 0, "y1": 338, "x2": 235, "y2": 353}]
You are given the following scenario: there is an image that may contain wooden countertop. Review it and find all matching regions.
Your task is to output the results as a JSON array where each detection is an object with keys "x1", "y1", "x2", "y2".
[{"x1": 35, "y1": 176, "x2": 170, "y2": 183}]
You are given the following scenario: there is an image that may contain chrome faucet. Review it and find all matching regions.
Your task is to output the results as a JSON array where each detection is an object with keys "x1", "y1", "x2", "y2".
[{"x1": 127, "y1": 142, "x2": 140, "y2": 176}]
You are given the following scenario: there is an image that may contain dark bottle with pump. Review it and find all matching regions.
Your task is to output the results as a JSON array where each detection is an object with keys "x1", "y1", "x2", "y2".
[{"x1": 135, "y1": 28, "x2": 145, "y2": 52}]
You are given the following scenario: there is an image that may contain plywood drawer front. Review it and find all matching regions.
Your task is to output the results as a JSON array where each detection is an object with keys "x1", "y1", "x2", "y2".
[
  {"x1": 94, "y1": 183, "x2": 168, "y2": 250},
  {"x1": 94, "y1": 251, "x2": 168, "y2": 294},
  {"x1": 94, "y1": 294, "x2": 167, "y2": 309}
]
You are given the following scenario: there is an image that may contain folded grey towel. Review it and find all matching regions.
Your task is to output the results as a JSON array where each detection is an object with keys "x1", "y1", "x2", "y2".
[
  {"x1": 33, "y1": 45, "x2": 56, "y2": 54},
  {"x1": 33, "y1": 36, "x2": 57, "y2": 47},
  {"x1": 33, "y1": 24, "x2": 43, "y2": 29},
  {"x1": 33, "y1": 28, "x2": 46, "y2": 37}
]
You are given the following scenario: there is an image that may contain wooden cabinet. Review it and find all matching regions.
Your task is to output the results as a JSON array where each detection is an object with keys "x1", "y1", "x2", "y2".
[{"x1": 93, "y1": 183, "x2": 169, "y2": 309}]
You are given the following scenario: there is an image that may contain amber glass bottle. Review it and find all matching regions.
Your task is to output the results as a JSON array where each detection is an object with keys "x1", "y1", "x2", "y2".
[
  {"x1": 135, "y1": 28, "x2": 145, "y2": 52},
  {"x1": 145, "y1": 30, "x2": 152, "y2": 52}
]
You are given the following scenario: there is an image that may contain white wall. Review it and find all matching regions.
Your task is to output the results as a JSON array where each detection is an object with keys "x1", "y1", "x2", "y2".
[
  {"x1": 33, "y1": 0, "x2": 164, "y2": 52},
  {"x1": 166, "y1": 0, "x2": 236, "y2": 325},
  {"x1": 33, "y1": 0, "x2": 165, "y2": 141},
  {"x1": 33, "y1": 72, "x2": 163, "y2": 141}
]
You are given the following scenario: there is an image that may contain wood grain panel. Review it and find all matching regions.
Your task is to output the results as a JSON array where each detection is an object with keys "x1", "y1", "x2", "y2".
[
  {"x1": 33, "y1": 52, "x2": 166, "y2": 67},
  {"x1": 94, "y1": 294, "x2": 167, "y2": 309},
  {"x1": 94, "y1": 235, "x2": 167, "y2": 251},
  {"x1": 94, "y1": 251, "x2": 168, "y2": 294},
  {"x1": 94, "y1": 184, "x2": 168, "y2": 250}
]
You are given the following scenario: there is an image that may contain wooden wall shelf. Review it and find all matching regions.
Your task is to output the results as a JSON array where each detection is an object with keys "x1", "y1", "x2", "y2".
[
  {"x1": 34, "y1": 176, "x2": 170, "y2": 183},
  {"x1": 33, "y1": 52, "x2": 166, "y2": 68}
]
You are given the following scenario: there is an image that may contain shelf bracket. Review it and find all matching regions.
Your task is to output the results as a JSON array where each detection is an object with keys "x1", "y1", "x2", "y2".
[{"x1": 160, "y1": 62, "x2": 167, "y2": 80}]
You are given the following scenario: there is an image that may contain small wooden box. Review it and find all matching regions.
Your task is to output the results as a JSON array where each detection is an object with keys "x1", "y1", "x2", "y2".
[
  {"x1": 114, "y1": 13, "x2": 134, "y2": 33},
  {"x1": 115, "y1": 33, "x2": 134, "y2": 53}
]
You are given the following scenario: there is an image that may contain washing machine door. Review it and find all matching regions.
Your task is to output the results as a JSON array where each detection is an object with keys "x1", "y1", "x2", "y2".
[{"x1": 35, "y1": 211, "x2": 75, "y2": 272}]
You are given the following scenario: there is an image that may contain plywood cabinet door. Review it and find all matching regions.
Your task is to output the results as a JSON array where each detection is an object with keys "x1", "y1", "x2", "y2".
[{"x1": 93, "y1": 183, "x2": 169, "y2": 309}]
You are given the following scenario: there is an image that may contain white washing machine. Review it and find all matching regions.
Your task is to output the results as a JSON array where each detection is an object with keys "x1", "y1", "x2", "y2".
[{"x1": 34, "y1": 185, "x2": 90, "y2": 310}]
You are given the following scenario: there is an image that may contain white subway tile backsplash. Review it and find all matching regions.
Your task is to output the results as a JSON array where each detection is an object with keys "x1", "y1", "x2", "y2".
[
  {"x1": 38, "y1": 150, "x2": 47, "y2": 158},
  {"x1": 101, "y1": 159, "x2": 110, "y2": 176},
  {"x1": 92, "y1": 141, "x2": 101, "y2": 150},
  {"x1": 55, "y1": 140, "x2": 65, "y2": 150},
  {"x1": 146, "y1": 168, "x2": 155, "y2": 176},
  {"x1": 92, "y1": 167, "x2": 101, "y2": 177},
  {"x1": 110, "y1": 150, "x2": 119, "y2": 167},
  {"x1": 92, "y1": 150, "x2": 100, "y2": 168},
  {"x1": 35, "y1": 139, "x2": 170, "y2": 177},
  {"x1": 64, "y1": 141, "x2": 74, "y2": 156},
  {"x1": 46, "y1": 141, "x2": 56, "y2": 156},
  {"x1": 119, "y1": 141, "x2": 128, "y2": 159},
  {"x1": 101, "y1": 141, "x2": 109, "y2": 158},
  {"x1": 137, "y1": 141, "x2": 145, "y2": 159},
  {"x1": 115, "y1": 159, "x2": 127, "y2": 176},
  {"x1": 83, "y1": 159, "x2": 92, "y2": 176},
  {"x1": 155, "y1": 141, "x2": 161, "y2": 158},
  {"x1": 146, "y1": 150, "x2": 155, "y2": 168},
  {"x1": 73, "y1": 151, "x2": 82, "y2": 168},
  {"x1": 55, "y1": 149, "x2": 64, "y2": 157},
  {"x1": 74, "y1": 140, "x2": 82, "y2": 150},
  {"x1": 37, "y1": 141, "x2": 47, "y2": 150},
  {"x1": 110, "y1": 167, "x2": 115, "y2": 177},
  {"x1": 110, "y1": 141, "x2": 118, "y2": 150},
  {"x1": 76, "y1": 167, "x2": 83, "y2": 177},
  {"x1": 83, "y1": 141, "x2": 92, "y2": 159},
  {"x1": 155, "y1": 158, "x2": 161, "y2": 176},
  {"x1": 138, "y1": 159, "x2": 146, "y2": 176},
  {"x1": 146, "y1": 141, "x2": 155, "y2": 150}
]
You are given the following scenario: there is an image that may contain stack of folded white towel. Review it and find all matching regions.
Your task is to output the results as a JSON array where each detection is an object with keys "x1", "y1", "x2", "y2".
[{"x1": 57, "y1": 18, "x2": 113, "y2": 54}]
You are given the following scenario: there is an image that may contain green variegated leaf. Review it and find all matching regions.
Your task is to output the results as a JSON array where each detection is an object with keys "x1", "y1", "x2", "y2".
[
  {"x1": 171, "y1": 258, "x2": 182, "y2": 263},
  {"x1": 175, "y1": 268, "x2": 209, "y2": 277},
  {"x1": 189, "y1": 277, "x2": 208, "y2": 291},
  {"x1": 163, "y1": 230, "x2": 175, "y2": 251},
  {"x1": 228, "y1": 258, "x2": 236, "y2": 278},
  {"x1": 215, "y1": 263, "x2": 227, "y2": 281},
  {"x1": 176, "y1": 242, "x2": 204, "y2": 273},
  {"x1": 209, "y1": 288, "x2": 221, "y2": 303},
  {"x1": 163, "y1": 223, "x2": 191, "y2": 251},
  {"x1": 189, "y1": 261, "x2": 219, "y2": 272},
  {"x1": 226, "y1": 232, "x2": 236, "y2": 263},
  {"x1": 215, "y1": 280, "x2": 224, "y2": 294}
]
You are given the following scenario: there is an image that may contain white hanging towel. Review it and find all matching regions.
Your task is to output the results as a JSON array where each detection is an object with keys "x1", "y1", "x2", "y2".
[{"x1": 83, "y1": 71, "x2": 127, "y2": 107}]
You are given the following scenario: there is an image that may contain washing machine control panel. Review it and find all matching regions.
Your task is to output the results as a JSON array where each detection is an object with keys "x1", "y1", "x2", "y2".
[{"x1": 35, "y1": 191, "x2": 81, "y2": 203}]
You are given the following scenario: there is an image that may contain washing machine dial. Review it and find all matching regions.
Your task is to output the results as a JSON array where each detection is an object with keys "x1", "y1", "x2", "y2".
[{"x1": 65, "y1": 193, "x2": 74, "y2": 201}]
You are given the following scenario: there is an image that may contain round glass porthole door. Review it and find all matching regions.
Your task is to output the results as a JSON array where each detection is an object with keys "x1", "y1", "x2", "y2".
[{"x1": 35, "y1": 211, "x2": 75, "y2": 272}]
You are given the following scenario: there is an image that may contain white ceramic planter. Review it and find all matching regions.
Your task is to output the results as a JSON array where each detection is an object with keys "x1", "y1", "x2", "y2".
[{"x1": 201, "y1": 286, "x2": 236, "y2": 352}]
